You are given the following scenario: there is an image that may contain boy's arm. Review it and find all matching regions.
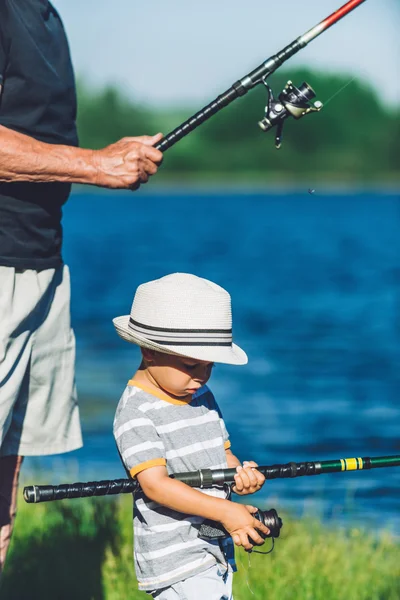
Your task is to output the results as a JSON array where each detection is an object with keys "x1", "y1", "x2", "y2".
[
  {"x1": 137, "y1": 465, "x2": 270, "y2": 551},
  {"x1": 225, "y1": 448, "x2": 241, "y2": 468},
  {"x1": 225, "y1": 448, "x2": 265, "y2": 495}
]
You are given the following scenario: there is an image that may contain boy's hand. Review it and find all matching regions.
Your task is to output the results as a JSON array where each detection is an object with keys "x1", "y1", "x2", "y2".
[
  {"x1": 220, "y1": 503, "x2": 269, "y2": 551},
  {"x1": 233, "y1": 461, "x2": 265, "y2": 495}
]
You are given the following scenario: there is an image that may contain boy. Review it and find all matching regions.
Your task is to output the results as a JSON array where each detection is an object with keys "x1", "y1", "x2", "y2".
[{"x1": 113, "y1": 273, "x2": 268, "y2": 599}]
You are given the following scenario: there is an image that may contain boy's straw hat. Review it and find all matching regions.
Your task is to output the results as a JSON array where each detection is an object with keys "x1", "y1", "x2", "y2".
[{"x1": 112, "y1": 273, "x2": 248, "y2": 365}]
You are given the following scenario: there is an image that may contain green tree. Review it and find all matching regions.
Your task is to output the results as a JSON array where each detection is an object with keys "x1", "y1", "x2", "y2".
[{"x1": 75, "y1": 70, "x2": 399, "y2": 182}]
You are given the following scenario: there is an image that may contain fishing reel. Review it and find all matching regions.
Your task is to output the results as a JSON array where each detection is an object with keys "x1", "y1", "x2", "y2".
[
  {"x1": 258, "y1": 79, "x2": 323, "y2": 148},
  {"x1": 198, "y1": 507, "x2": 283, "y2": 553},
  {"x1": 249, "y1": 507, "x2": 282, "y2": 541}
]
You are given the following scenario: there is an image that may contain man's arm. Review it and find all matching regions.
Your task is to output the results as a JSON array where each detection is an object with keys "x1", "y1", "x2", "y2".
[
  {"x1": 0, "y1": 125, "x2": 163, "y2": 189},
  {"x1": 137, "y1": 465, "x2": 269, "y2": 551}
]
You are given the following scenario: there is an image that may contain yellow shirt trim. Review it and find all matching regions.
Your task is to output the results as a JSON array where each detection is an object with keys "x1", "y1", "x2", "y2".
[
  {"x1": 128, "y1": 379, "x2": 193, "y2": 405},
  {"x1": 130, "y1": 458, "x2": 167, "y2": 479},
  {"x1": 224, "y1": 440, "x2": 231, "y2": 450}
]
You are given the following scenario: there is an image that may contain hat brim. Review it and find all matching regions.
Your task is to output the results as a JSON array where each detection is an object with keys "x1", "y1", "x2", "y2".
[{"x1": 112, "y1": 315, "x2": 248, "y2": 366}]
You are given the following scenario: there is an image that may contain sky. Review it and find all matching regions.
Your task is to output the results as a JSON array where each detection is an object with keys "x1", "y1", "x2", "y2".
[{"x1": 54, "y1": 0, "x2": 400, "y2": 109}]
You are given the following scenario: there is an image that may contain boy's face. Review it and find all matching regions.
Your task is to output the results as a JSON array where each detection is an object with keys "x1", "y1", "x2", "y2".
[{"x1": 142, "y1": 350, "x2": 214, "y2": 399}]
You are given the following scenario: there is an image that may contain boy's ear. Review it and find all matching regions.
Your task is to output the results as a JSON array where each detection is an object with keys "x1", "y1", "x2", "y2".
[{"x1": 141, "y1": 348, "x2": 156, "y2": 363}]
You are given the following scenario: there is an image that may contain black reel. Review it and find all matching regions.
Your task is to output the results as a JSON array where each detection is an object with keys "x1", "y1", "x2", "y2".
[
  {"x1": 198, "y1": 507, "x2": 283, "y2": 552},
  {"x1": 252, "y1": 508, "x2": 282, "y2": 540},
  {"x1": 258, "y1": 80, "x2": 323, "y2": 148}
]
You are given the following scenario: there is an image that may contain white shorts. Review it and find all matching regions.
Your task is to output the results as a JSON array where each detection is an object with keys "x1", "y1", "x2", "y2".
[
  {"x1": 0, "y1": 265, "x2": 83, "y2": 456},
  {"x1": 150, "y1": 564, "x2": 233, "y2": 600}
]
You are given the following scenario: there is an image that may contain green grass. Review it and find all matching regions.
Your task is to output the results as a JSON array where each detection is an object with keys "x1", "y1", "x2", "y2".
[{"x1": 1, "y1": 496, "x2": 399, "y2": 600}]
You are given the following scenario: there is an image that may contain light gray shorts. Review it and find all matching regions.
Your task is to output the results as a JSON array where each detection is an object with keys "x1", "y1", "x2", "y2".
[
  {"x1": 150, "y1": 564, "x2": 233, "y2": 600},
  {"x1": 0, "y1": 265, "x2": 83, "y2": 456}
]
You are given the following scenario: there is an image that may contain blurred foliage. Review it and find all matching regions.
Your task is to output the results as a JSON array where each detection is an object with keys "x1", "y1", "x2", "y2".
[
  {"x1": 2, "y1": 495, "x2": 399, "y2": 600},
  {"x1": 77, "y1": 69, "x2": 400, "y2": 182},
  {"x1": 1, "y1": 498, "x2": 120, "y2": 600}
]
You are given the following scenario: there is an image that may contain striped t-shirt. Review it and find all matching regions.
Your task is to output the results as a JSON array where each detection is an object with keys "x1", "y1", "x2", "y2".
[{"x1": 113, "y1": 380, "x2": 233, "y2": 592}]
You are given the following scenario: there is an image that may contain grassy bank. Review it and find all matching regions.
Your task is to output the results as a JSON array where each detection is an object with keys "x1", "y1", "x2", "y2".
[{"x1": 1, "y1": 496, "x2": 399, "y2": 600}]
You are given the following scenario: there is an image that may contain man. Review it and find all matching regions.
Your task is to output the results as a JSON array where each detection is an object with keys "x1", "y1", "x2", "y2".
[{"x1": 0, "y1": 0, "x2": 163, "y2": 574}]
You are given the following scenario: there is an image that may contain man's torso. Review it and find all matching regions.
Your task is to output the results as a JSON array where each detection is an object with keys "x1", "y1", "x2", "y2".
[{"x1": 0, "y1": 0, "x2": 78, "y2": 270}]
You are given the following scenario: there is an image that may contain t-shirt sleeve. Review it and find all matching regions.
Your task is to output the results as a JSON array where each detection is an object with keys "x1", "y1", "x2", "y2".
[
  {"x1": 220, "y1": 416, "x2": 231, "y2": 450},
  {"x1": 208, "y1": 390, "x2": 231, "y2": 450},
  {"x1": 114, "y1": 401, "x2": 167, "y2": 478}
]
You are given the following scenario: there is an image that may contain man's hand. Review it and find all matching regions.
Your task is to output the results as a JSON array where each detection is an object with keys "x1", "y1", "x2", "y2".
[
  {"x1": 220, "y1": 503, "x2": 269, "y2": 551},
  {"x1": 232, "y1": 461, "x2": 265, "y2": 495},
  {"x1": 92, "y1": 133, "x2": 164, "y2": 189}
]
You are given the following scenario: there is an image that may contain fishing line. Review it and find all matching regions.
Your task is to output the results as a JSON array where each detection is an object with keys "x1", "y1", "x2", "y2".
[
  {"x1": 322, "y1": 76, "x2": 357, "y2": 107},
  {"x1": 236, "y1": 548, "x2": 256, "y2": 596}
]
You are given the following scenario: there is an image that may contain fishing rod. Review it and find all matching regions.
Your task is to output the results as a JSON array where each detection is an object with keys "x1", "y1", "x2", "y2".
[
  {"x1": 153, "y1": 0, "x2": 367, "y2": 150},
  {"x1": 24, "y1": 454, "x2": 400, "y2": 504}
]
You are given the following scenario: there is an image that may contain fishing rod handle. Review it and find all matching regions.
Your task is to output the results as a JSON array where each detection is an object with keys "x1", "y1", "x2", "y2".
[
  {"x1": 17, "y1": 461, "x2": 351, "y2": 503},
  {"x1": 155, "y1": 85, "x2": 241, "y2": 152},
  {"x1": 18, "y1": 461, "x2": 337, "y2": 503},
  {"x1": 23, "y1": 470, "x2": 229, "y2": 503},
  {"x1": 24, "y1": 463, "x2": 304, "y2": 504},
  {"x1": 23, "y1": 478, "x2": 138, "y2": 504},
  {"x1": 23, "y1": 471, "x2": 210, "y2": 503}
]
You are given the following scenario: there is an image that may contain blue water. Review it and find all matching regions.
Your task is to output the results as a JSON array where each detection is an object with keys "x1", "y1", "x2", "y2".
[{"x1": 25, "y1": 189, "x2": 400, "y2": 533}]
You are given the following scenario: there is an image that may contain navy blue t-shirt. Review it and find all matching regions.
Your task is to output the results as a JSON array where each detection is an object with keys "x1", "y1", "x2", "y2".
[{"x1": 0, "y1": 0, "x2": 78, "y2": 270}]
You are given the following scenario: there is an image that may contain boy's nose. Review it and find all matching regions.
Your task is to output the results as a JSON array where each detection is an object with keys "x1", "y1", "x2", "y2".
[{"x1": 194, "y1": 363, "x2": 211, "y2": 381}]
